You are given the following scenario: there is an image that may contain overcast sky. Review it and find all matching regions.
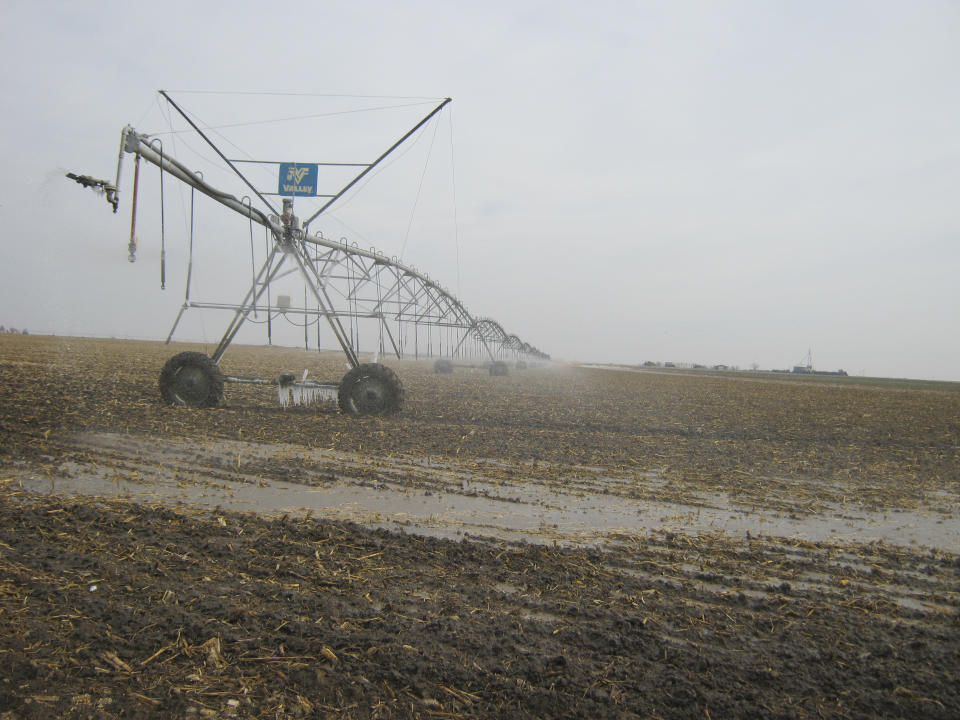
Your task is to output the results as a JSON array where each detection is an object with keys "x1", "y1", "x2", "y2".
[{"x1": 2, "y1": 0, "x2": 958, "y2": 380}]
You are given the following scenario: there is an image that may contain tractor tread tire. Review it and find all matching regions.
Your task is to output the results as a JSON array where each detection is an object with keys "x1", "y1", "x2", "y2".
[
  {"x1": 338, "y1": 363, "x2": 404, "y2": 416},
  {"x1": 158, "y1": 352, "x2": 224, "y2": 408}
]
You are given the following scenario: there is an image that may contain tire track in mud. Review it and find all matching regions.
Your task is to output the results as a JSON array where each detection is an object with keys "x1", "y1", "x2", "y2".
[
  {"x1": 31, "y1": 430, "x2": 960, "y2": 548},
  {"x1": 12, "y1": 430, "x2": 957, "y2": 617}
]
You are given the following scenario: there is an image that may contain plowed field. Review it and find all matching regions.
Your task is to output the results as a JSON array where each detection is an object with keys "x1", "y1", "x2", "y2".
[{"x1": 1, "y1": 335, "x2": 957, "y2": 719}]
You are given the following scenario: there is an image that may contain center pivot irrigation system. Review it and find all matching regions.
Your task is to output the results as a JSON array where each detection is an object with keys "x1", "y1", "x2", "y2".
[{"x1": 69, "y1": 92, "x2": 549, "y2": 416}]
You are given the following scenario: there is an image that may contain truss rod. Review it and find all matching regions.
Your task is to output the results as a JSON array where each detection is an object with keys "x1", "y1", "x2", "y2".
[
  {"x1": 289, "y1": 244, "x2": 361, "y2": 367},
  {"x1": 302, "y1": 98, "x2": 451, "y2": 231},
  {"x1": 212, "y1": 245, "x2": 287, "y2": 362},
  {"x1": 159, "y1": 90, "x2": 281, "y2": 217}
]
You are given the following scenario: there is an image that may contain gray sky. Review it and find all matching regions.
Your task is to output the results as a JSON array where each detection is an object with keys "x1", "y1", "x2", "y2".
[{"x1": 2, "y1": 0, "x2": 958, "y2": 380}]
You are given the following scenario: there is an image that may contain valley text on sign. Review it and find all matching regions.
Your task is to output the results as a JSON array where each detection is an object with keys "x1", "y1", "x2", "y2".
[{"x1": 278, "y1": 163, "x2": 318, "y2": 196}]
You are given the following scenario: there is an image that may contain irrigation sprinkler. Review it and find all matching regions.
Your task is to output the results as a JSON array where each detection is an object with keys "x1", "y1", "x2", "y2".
[{"x1": 67, "y1": 93, "x2": 548, "y2": 415}]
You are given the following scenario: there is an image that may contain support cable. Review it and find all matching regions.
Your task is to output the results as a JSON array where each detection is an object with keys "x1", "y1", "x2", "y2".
[
  {"x1": 448, "y1": 109, "x2": 462, "y2": 295},
  {"x1": 164, "y1": 179, "x2": 196, "y2": 344},
  {"x1": 399, "y1": 115, "x2": 441, "y2": 260},
  {"x1": 302, "y1": 98, "x2": 451, "y2": 232},
  {"x1": 150, "y1": 100, "x2": 439, "y2": 135},
  {"x1": 159, "y1": 90, "x2": 280, "y2": 218}
]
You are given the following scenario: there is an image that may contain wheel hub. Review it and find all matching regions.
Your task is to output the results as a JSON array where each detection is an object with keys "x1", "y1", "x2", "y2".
[
  {"x1": 174, "y1": 367, "x2": 210, "y2": 404},
  {"x1": 354, "y1": 377, "x2": 388, "y2": 413}
]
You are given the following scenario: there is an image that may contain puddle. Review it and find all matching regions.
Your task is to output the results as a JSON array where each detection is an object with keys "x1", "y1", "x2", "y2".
[{"x1": 13, "y1": 432, "x2": 960, "y2": 551}]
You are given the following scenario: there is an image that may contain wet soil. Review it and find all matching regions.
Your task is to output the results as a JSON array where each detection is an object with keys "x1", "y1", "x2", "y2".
[{"x1": 0, "y1": 335, "x2": 958, "y2": 718}]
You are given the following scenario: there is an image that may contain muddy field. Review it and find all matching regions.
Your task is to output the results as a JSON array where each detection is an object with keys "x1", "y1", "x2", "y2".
[{"x1": 1, "y1": 334, "x2": 958, "y2": 718}]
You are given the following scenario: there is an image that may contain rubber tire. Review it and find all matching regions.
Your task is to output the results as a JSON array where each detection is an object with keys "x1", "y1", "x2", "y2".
[
  {"x1": 489, "y1": 361, "x2": 509, "y2": 377},
  {"x1": 158, "y1": 352, "x2": 224, "y2": 408},
  {"x1": 337, "y1": 363, "x2": 404, "y2": 416},
  {"x1": 434, "y1": 358, "x2": 454, "y2": 374}
]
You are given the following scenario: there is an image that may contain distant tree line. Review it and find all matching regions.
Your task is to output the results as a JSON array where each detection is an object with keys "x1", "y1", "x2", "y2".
[{"x1": 0, "y1": 326, "x2": 29, "y2": 335}]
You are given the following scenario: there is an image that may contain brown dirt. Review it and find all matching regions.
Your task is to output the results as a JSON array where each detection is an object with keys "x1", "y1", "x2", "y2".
[{"x1": 0, "y1": 334, "x2": 958, "y2": 719}]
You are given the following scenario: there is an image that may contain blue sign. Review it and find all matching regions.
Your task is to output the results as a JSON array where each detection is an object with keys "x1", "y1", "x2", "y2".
[{"x1": 277, "y1": 163, "x2": 318, "y2": 196}]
